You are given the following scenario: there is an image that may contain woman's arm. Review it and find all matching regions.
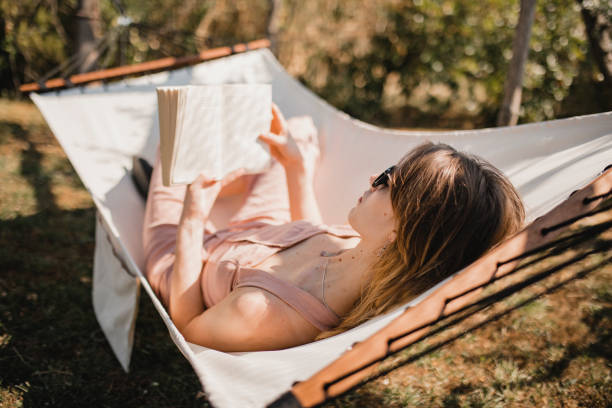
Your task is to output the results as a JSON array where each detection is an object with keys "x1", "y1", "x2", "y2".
[
  {"x1": 284, "y1": 160, "x2": 323, "y2": 224},
  {"x1": 259, "y1": 105, "x2": 323, "y2": 224},
  {"x1": 181, "y1": 287, "x2": 321, "y2": 351},
  {"x1": 169, "y1": 174, "x2": 221, "y2": 330},
  {"x1": 171, "y1": 210, "x2": 321, "y2": 350},
  {"x1": 169, "y1": 170, "x2": 321, "y2": 351},
  {"x1": 169, "y1": 170, "x2": 244, "y2": 331}
]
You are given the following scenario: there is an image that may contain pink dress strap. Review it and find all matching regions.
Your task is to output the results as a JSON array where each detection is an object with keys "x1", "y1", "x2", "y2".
[{"x1": 233, "y1": 267, "x2": 341, "y2": 331}]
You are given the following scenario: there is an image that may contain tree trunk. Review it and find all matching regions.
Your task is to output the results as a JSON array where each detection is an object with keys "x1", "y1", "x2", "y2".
[
  {"x1": 74, "y1": 0, "x2": 101, "y2": 73},
  {"x1": 576, "y1": 0, "x2": 612, "y2": 103},
  {"x1": 0, "y1": 15, "x2": 17, "y2": 92},
  {"x1": 497, "y1": 0, "x2": 537, "y2": 127},
  {"x1": 267, "y1": 0, "x2": 283, "y2": 56}
]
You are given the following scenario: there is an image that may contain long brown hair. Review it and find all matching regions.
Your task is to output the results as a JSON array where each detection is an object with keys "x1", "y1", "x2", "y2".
[{"x1": 319, "y1": 142, "x2": 525, "y2": 339}]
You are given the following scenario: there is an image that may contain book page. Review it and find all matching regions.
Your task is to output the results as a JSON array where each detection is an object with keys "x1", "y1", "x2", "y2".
[
  {"x1": 220, "y1": 84, "x2": 272, "y2": 178},
  {"x1": 168, "y1": 84, "x2": 272, "y2": 185},
  {"x1": 171, "y1": 86, "x2": 223, "y2": 184}
]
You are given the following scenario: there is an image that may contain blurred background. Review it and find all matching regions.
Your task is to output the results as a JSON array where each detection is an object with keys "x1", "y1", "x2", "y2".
[
  {"x1": 1, "y1": 0, "x2": 611, "y2": 129},
  {"x1": 1, "y1": 2, "x2": 612, "y2": 406}
]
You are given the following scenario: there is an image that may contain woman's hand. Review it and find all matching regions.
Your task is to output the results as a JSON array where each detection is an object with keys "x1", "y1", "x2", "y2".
[
  {"x1": 259, "y1": 104, "x2": 323, "y2": 224},
  {"x1": 258, "y1": 104, "x2": 305, "y2": 170},
  {"x1": 180, "y1": 168, "x2": 246, "y2": 223},
  {"x1": 180, "y1": 174, "x2": 220, "y2": 223}
]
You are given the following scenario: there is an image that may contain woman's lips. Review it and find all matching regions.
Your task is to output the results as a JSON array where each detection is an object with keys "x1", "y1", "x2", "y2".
[
  {"x1": 358, "y1": 192, "x2": 365, "y2": 204},
  {"x1": 358, "y1": 189, "x2": 370, "y2": 204}
]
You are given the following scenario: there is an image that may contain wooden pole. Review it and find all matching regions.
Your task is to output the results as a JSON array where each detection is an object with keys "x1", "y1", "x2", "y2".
[
  {"x1": 497, "y1": 0, "x2": 537, "y2": 127},
  {"x1": 267, "y1": 0, "x2": 283, "y2": 56},
  {"x1": 19, "y1": 39, "x2": 270, "y2": 93},
  {"x1": 576, "y1": 0, "x2": 612, "y2": 104}
]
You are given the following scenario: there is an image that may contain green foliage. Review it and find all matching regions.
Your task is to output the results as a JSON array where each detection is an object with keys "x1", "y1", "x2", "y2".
[
  {"x1": 0, "y1": 0, "x2": 72, "y2": 90},
  {"x1": 0, "y1": 0, "x2": 609, "y2": 128},
  {"x1": 278, "y1": 0, "x2": 608, "y2": 128},
  {"x1": 108, "y1": 0, "x2": 211, "y2": 63}
]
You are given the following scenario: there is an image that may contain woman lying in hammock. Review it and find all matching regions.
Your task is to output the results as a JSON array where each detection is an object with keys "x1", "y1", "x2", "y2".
[{"x1": 142, "y1": 105, "x2": 525, "y2": 352}]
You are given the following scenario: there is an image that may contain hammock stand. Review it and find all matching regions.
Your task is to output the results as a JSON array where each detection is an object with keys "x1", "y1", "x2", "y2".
[
  {"x1": 22, "y1": 41, "x2": 612, "y2": 408},
  {"x1": 19, "y1": 39, "x2": 271, "y2": 93}
]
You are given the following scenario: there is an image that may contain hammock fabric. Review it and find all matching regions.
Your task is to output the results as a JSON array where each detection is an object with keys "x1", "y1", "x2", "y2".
[{"x1": 29, "y1": 47, "x2": 612, "y2": 408}]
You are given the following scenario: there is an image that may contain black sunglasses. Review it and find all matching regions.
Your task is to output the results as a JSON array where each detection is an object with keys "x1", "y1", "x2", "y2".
[{"x1": 372, "y1": 166, "x2": 396, "y2": 188}]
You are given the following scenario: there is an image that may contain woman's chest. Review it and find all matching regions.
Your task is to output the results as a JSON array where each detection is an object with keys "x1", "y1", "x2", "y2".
[{"x1": 253, "y1": 233, "x2": 360, "y2": 286}]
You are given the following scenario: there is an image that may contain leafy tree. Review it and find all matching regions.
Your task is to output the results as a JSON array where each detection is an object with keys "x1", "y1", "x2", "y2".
[
  {"x1": 276, "y1": 0, "x2": 609, "y2": 128},
  {"x1": 0, "y1": 0, "x2": 608, "y2": 129},
  {"x1": 575, "y1": 0, "x2": 612, "y2": 107}
]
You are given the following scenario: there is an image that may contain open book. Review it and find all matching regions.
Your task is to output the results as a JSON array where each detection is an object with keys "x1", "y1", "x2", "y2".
[{"x1": 156, "y1": 84, "x2": 272, "y2": 186}]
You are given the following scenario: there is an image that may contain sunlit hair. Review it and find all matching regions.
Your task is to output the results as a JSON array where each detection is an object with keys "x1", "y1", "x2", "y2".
[{"x1": 318, "y1": 141, "x2": 525, "y2": 339}]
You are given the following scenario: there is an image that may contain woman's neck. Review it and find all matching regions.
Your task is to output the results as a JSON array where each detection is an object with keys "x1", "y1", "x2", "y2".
[{"x1": 323, "y1": 238, "x2": 379, "y2": 284}]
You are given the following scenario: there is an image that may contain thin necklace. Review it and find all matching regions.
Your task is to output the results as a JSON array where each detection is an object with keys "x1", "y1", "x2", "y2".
[
  {"x1": 319, "y1": 248, "x2": 350, "y2": 311},
  {"x1": 321, "y1": 257, "x2": 329, "y2": 307}
]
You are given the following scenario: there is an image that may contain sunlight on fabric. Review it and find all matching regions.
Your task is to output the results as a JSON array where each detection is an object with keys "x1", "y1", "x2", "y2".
[{"x1": 31, "y1": 49, "x2": 612, "y2": 408}]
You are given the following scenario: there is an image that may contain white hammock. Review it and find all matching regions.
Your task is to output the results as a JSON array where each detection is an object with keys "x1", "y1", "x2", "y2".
[{"x1": 31, "y1": 49, "x2": 612, "y2": 408}]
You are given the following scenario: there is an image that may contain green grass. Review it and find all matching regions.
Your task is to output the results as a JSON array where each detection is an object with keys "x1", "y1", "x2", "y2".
[
  {"x1": 0, "y1": 99, "x2": 610, "y2": 407},
  {"x1": 0, "y1": 99, "x2": 204, "y2": 407}
]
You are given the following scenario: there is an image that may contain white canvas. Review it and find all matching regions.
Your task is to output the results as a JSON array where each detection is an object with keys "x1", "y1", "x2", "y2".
[{"x1": 30, "y1": 49, "x2": 612, "y2": 408}]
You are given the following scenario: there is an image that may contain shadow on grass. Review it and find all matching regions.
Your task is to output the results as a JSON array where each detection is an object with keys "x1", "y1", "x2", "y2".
[
  {"x1": 0, "y1": 117, "x2": 205, "y2": 406},
  {"x1": 441, "y1": 330, "x2": 612, "y2": 407},
  {"x1": 0, "y1": 121, "x2": 26, "y2": 146},
  {"x1": 439, "y1": 253, "x2": 612, "y2": 408},
  {"x1": 8, "y1": 120, "x2": 58, "y2": 214},
  {"x1": 0, "y1": 208, "x2": 204, "y2": 407}
]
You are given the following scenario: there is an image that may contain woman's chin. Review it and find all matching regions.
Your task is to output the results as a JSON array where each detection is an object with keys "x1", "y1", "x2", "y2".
[{"x1": 347, "y1": 207, "x2": 357, "y2": 228}]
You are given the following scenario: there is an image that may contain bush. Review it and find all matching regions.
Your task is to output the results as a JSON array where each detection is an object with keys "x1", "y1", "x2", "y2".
[{"x1": 1, "y1": 0, "x2": 609, "y2": 128}]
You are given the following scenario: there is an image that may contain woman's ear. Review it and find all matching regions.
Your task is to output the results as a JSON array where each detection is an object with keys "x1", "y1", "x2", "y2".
[{"x1": 387, "y1": 230, "x2": 397, "y2": 243}]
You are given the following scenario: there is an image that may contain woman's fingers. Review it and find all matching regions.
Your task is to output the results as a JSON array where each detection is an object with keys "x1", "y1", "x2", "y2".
[
  {"x1": 270, "y1": 103, "x2": 288, "y2": 135},
  {"x1": 222, "y1": 168, "x2": 246, "y2": 187},
  {"x1": 181, "y1": 173, "x2": 222, "y2": 221},
  {"x1": 190, "y1": 173, "x2": 219, "y2": 190},
  {"x1": 226, "y1": 167, "x2": 246, "y2": 179},
  {"x1": 271, "y1": 103, "x2": 285, "y2": 122},
  {"x1": 258, "y1": 132, "x2": 286, "y2": 147}
]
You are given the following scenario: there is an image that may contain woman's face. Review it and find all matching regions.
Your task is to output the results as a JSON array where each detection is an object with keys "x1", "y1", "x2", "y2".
[{"x1": 348, "y1": 172, "x2": 396, "y2": 246}]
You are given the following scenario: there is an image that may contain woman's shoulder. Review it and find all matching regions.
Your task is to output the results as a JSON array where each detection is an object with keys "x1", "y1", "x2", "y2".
[
  {"x1": 319, "y1": 222, "x2": 359, "y2": 238},
  {"x1": 277, "y1": 219, "x2": 358, "y2": 238},
  {"x1": 287, "y1": 219, "x2": 358, "y2": 238}
]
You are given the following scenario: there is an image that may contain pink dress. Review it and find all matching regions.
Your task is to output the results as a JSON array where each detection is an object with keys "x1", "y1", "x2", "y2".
[{"x1": 142, "y1": 118, "x2": 359, "y2": 331}]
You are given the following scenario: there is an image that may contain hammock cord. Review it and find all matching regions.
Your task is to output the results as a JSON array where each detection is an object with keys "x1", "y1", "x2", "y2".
[
  {"x1": 317, "y1": 189, "x2": 612, "y2": 401},
  {"x1": 29, "y1": 0, "x2": 264, "y2": 90},
  {"x1": 36, "y1": 24, "x2": 121, "y2": 89},
  {"x1": 97, "y1": 213, "x2": 137, "y2": 278},
  {"x1": 34, "y1": 21, "x2": 249, "y2": 90},
  {"x1": 107, "y1": 0, "x2": 237, "y2": 52},
  {"x1": 541, "y1": 189, "x2": 612, "y2": 235}
]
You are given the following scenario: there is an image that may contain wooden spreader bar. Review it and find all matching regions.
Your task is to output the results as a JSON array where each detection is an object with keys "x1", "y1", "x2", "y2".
[
  {"x1": 269, "y1": 167, "x2": 612, "y2": 408},
  {"x1": 19, "y1": 38, "x2": 270, "y2": 93}
]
